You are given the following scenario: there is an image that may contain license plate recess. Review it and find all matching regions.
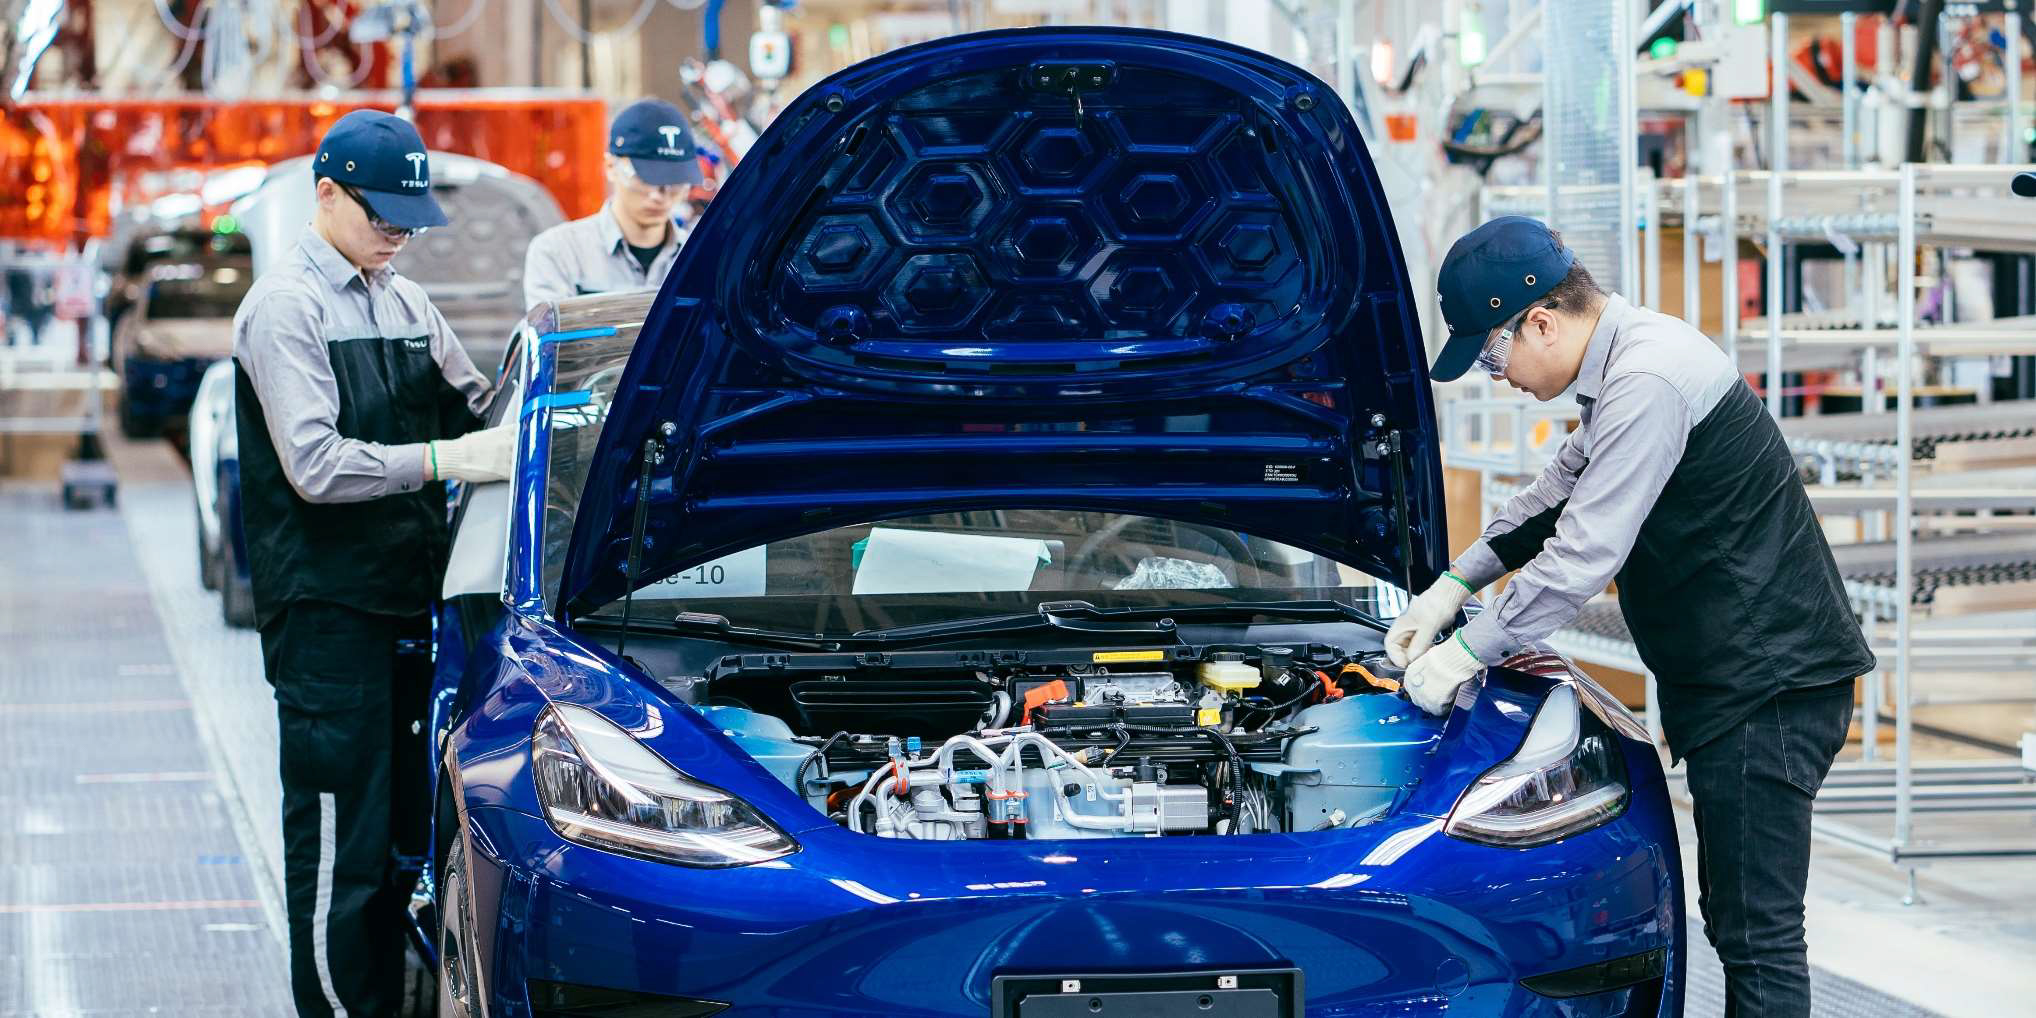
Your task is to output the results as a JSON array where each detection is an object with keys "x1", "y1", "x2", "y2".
[{"x1": 992, "y1": 968, "x2": 1302, "y2": 1018}]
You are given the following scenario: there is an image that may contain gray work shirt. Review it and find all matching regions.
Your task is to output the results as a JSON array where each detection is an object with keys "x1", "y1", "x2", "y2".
[
  {"x1": 521, "y1": 201, "x2": 685, "y2": 310},
  {"x1": 1450, "y1": 294, "x2": 1741, "y2": 664},
  {"x1": 232, "y1": 229, "x2": 490, "y2": 503}
]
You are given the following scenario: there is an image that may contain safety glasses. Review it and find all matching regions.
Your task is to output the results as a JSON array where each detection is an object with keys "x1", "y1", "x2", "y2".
[
  {"x1": 1474, "y1": 310, "x2": 1525, "y2": 377},
  {"x1": 1477, "y1": 299, "x2": 1558, "y2": 377},
  {"x1": 338, "y1": 183, "x2": 427, "y2": 242},
  {"x1": 613, "y1": 159, "x2": 684, "y2": 200}
]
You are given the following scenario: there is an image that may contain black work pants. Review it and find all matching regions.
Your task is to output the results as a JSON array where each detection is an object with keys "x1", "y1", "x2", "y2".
[
  {"x1": 1682, "y1": 682, "x2": 1854, "y2": 1018},
  {"x1": 260, "y1": 601, "x2": 432, "y2": 1018}
]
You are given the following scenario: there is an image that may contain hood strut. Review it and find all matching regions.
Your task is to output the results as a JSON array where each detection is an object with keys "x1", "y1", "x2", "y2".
[
  {"x1": 615, "y1": 434, "x2": 661, "y2": 658},
  {"x1": 1385, "y1": 429, "x2": 1416, "y2": 593}
]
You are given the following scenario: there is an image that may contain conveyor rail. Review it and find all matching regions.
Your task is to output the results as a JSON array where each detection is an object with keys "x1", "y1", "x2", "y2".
[
  {"x1": 1783, "y1": 403, "x2": 2036, "y2": 465},
  {"x1": 1836, "y1": 532, "x2": 2036, "y2": 612}
]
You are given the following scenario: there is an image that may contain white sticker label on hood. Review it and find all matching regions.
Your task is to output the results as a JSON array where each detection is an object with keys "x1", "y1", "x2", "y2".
[
  {"x1": 646, "y1": 545, "x2": 769, "y2": 598},
  {"x1": 851, "y1": 527, "x2": 1051, "y2": 595}
]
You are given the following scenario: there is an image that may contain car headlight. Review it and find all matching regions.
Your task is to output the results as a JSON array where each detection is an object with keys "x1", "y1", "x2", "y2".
[
  {"x1": 1444, "y1": 684, "x2": 1629, "y2": 848},
  {"x1": 532, "y1": 703, "x2": 798, "y2": 867}
]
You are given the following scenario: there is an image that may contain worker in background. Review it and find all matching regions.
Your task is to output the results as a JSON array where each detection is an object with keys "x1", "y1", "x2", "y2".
[
  {"x1": 522, "y1": 98, "x2": 706, "y2": 309},
  {"x1": 1388, "y1": 216, "x2": 1874, "y2": 1018},
  {"x1": 232, "y1": 110, "x2": 515, "y2": 1017}
]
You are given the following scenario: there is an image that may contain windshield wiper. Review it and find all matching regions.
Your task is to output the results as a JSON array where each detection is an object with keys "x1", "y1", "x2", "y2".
[
  {"x1": 849, "y1": 600, "x2": 1179, "y2": 646},
  {"x1": 587, "y1": 611, "x2": 840, "y2": 651},
  {"x1": 590, "y1": 599, "x2": 1379, "y2": 652},
  {"x1": 848, "y1": 598, "x2": 1380, "y2": 646},
  {"x1": 1085, "y1": 599, "x2": 1381, "y2": 627}
]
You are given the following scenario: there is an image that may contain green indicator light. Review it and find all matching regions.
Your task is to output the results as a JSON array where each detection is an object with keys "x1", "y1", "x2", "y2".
[
  {"x1": 1459, "y1": 9, "x2": 1486, "y2": 66},
  {"x1": 1650, "y1": 37, "x2": 1678, "y2": 60},
  {"x1": 1460, "y1": 30, "x2": 1487, "y2": 66},
  {"x1": 1734, "y1": 0, "x2": 1764, "y2": 25},
  {"x1": 213, "y1": 214, "x2": 239, "y2": 235}
]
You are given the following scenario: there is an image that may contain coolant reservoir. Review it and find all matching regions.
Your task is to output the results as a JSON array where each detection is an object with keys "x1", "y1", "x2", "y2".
[
  {"x1": 700, "y1": 706, "x2": 813, "y2": 794},
  {"x1": 1279, "y1": 695, "x2": 1443, "y2": 829},
  {"x1": 1198, "y1": 653, "x2": 1261, "y2": 694}
]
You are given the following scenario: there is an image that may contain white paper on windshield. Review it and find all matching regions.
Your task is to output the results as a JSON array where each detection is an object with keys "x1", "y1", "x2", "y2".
[
  {"x1": 851, "y1": 527, "x2": 1051, "y2": 595},
  {"x1": 643, "y1": 545, "x2": 769, "y2": 598},
  {"x1": 1112, "y1": 557, "x2": 1231, "y2": 590},
  {"x1": 440, "y1": 479, "x2": 512, "y2": 599}
]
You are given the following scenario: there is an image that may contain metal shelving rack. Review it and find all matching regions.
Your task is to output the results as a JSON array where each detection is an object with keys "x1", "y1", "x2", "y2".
[
  {"x1": 1655, "y1": 118, "x2": 2036, "y2": 888},
  {"x1": 1811, "y1": 162, "x2": 2036, "y2": 882}
]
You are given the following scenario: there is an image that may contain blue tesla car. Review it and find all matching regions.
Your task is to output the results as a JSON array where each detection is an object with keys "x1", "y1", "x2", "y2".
[{"x1": 421, "y1": 27, "x2": 1683, "y2": 1018}]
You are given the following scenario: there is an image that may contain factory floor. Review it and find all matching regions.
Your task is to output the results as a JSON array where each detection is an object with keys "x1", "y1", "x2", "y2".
[{"x1": 1, "y1": 435, "x2": 2030, "y2": 1017}]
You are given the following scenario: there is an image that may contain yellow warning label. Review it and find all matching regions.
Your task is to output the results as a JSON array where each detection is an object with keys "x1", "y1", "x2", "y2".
[{"x1": 1092, "y1": 650, "x2": 1167, "y2": 663}]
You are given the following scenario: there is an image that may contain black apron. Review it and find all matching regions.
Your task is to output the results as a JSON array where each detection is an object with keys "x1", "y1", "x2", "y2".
[
  {"x1": 235, "y1": 330, "x2": 480, "y2": 626},
  {"x1": 1487, "y1": 380, "x2": 1876, "y2": 759}
]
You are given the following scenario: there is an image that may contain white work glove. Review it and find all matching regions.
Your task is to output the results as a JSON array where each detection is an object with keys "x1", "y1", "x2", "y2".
[
  {"x1": 1403, "y1": 633, "x2": 1484, "y2": 716},
  {"x1": 1384, "y1": 572, "x2": 1476, "y2": 667},
  {"x1": 430, "y1": 423, "x2": 517, "y2": 484}
]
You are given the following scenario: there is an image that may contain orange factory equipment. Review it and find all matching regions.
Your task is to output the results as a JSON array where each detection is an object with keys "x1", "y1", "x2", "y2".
[{"x1": 1, "y1": 92, "x2": 607, "y2": 246}]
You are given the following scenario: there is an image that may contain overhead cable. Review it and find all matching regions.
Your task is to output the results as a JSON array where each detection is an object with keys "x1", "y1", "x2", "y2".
[{"x1": 537, "y1": 0, "x2": 657, "y2": 47}]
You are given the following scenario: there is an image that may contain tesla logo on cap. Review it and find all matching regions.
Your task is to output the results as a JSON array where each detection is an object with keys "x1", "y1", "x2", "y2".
[
  {"x1": 657, "y1": 125, "x2": 686, "y2": 157},
  {"x1": 404, "y1": 152, "x2": 427, "y2": 187}
]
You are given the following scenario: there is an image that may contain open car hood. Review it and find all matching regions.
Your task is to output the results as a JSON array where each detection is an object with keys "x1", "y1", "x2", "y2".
[{"x1": 558, "y1": 27, "x2": 1445, "y2": 616}]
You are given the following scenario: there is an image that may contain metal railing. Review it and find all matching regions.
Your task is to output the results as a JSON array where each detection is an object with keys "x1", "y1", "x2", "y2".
[{"x1": 1648, "y1": 161, "x2": 2036, "y2": 887}]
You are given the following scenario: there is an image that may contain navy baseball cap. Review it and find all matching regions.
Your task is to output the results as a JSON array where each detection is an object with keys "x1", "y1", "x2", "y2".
[
  {"x1": 313, "y1": 110, "x2": 448, "y2": 230},
  {"x1": 1431, "y1": 216, "x2": 1576, "y2": 382},
  {"x1": 608, "y1": 99, "x2": 705, "y2": 188}
]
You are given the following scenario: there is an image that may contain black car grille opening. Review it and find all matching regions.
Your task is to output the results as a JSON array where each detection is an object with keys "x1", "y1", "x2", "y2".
[{"x1": 1519, "y1": 947, "x2": 1668, "y2": 1005}]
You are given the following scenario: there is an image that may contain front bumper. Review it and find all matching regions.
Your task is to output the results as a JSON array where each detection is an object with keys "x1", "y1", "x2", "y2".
[{"x1": 457, "y1": 791, "x2": 1683, "y2": 1018}]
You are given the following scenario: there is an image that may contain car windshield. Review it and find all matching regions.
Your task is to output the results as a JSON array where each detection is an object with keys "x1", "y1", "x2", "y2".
[
  {"x1": 539, "y1": 324, "x2": 646, "y2": 608},
  {"x1": 126, "y1": 232, "x2": 249, "y2": 277},
  {"x1": 536, "y1": 318, "x2": 1405, "y2": 634},
  {"x1": 597, "y1": 511, "x2": 1407, "y2": 635},
  {"x1": 147, "y1": 271, "x2": 247, "y2": 319}
]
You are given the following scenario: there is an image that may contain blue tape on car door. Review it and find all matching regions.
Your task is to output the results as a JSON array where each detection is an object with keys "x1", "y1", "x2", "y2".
[
  {"x1": 538, "y1": 326, "x2": 619, "y2": 344},
  {"x1": 523, "y1": 390, "x2": 593, "y2": 418}
]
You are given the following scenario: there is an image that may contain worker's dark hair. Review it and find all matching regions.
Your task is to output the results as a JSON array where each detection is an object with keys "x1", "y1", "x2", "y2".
[{"x1": 1538, "y1": 230, "x2": 1607, "y2": 317}]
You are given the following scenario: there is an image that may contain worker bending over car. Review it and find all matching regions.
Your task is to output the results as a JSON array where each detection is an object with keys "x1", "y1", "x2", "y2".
[{"x1": 1390, "y1": 216, "x2": 1873, "y2": 1018}]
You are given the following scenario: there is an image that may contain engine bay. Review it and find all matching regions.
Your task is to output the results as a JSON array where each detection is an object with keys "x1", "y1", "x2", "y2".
[{"x1": 655, "y1": 644, "x2": 1447, "y2": 840}]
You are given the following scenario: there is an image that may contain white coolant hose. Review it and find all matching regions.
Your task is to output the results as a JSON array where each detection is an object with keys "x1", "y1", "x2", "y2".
[
  {"x1": 851, "y1": 731, "x2": 1149, "y2": 836},
  {"x1": 997, "y1": 732, "x2": 1142, "y2": 835},
  {"x1": 1004, "y1": 733, "x2": 1127, "y2": 798},
  {"x1": 936, "y1": 734, "x2": 1012, "y2": 773},
  {"x1": 847, "y1": 768, "x2": 892, "y2": 834}
]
